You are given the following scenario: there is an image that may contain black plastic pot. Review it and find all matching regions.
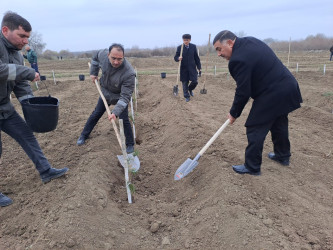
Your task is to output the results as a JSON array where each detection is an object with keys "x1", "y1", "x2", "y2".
[
  {"x1": 40, "y1": 75, "x2": 46, "y2": 81},
  {"x1": 21, "y1": 96, "x2": 59, "y2": 133},
  {"x1": 79, "y1": 74, "x2": 85, "y2": 81},
  {"x1": 161, "y1": 72, "x2": 166, "y2": 78}
]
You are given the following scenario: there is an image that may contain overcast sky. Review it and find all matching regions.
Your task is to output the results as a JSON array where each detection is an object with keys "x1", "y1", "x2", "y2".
[{"x1": 1, "y1": 0, "x2": 332, "y2": 52}]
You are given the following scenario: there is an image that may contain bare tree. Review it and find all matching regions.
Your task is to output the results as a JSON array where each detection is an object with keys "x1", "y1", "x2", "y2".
[
  {"x1": 28, "y1": 31, "x2": 46, "y2": 55},
  {"x1": 235, "y1": 31, "x2": 247, "y2": 38},
  {"x1": 42, "y1": 50, "x2": 58, "y2": 60}
]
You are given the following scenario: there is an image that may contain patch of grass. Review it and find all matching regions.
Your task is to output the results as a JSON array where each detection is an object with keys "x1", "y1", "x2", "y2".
[{"x1": 322, "y1": 92, "x2": 333, "y2": 97}]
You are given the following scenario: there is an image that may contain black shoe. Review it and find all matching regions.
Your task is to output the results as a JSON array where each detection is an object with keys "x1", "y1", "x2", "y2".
[
  {"x1": 189, "y1": 90, "x2": 194, "y2": 97},
  {"x1": 0, "y1": 193, "x2": 13, "y2": 207},
  {"x1": 41, "y1": 167, "x2": 69, "y2": 183},
  {"x1": 77, "y1": 135, "x2": 86, "y2": 146},
  {"x1": 185, "y1": 97, "x2": 190, "y2": 102},
  {"x1": 267, "y1": 152, "x2": 289, "y2": 166},
  {"x1": 232, "y1": 164, "x2": 261, "y2": 176},
  {"x1": 126, "y1": 145, "x2": 134, "y2": 154}
]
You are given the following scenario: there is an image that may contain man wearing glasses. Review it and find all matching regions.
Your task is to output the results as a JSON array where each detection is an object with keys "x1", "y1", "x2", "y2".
[{"x1": 77, "y1": 44, "x2": 136, "y2": 154}]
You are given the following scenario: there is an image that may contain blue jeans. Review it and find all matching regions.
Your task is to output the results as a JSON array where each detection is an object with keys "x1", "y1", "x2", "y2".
[
  {"x1": 0, "y1": 111, "x2": 51, "y2": 174},
  {"x1": 30, "y1": 63, "x2": 39, "y2": 74},
  {"x1": 182, "y1": 81, "x2": 198, "y2": 98},
  {"x1": 81, "y1": 98, "x2": 134, "y2": 146}
]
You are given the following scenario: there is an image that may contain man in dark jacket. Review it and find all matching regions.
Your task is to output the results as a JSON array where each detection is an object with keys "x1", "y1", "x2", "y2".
[
  {"x1": 213, "y1": 30, "x2": 303, "y2": 175},
  {"x1": 0, "y1": 11, "x2": 68, "y2": 207},
  {"x1": 174, "y1": 34, "x2": 201, "y2": 102},
  {"x1": 23, "y1": 44, "x2": 39, "y2": 73},
  {"x1": 77, "y1": 44, "x2": 136, "y2": 154}
]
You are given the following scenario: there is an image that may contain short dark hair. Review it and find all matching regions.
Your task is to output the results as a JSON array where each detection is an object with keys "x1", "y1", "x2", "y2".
[
  {"x1": 1, "y1": 11, "x2": 31, "y2": 32},
  {"x1": 182, "y1": 34, "x2": 191, "y2": 39},
  {"x1": 108, "y1": 43, "x2": 125, "y2": 54},
  {"x1": 213, "y1": 30, "x2": 237, "y2": 45}
]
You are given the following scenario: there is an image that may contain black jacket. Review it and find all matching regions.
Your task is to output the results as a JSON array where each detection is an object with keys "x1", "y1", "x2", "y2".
[
  {"x1": 228, "y1": 37, "x2": 303, "y2": 127},
  {"x1": 174, "y1": 43, "x2": 201, "y2": 82}
]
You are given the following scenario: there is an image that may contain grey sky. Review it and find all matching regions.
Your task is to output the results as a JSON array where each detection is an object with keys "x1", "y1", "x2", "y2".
[{"x1": 1, "y1": 0, "x2": 332, "y2": 52}]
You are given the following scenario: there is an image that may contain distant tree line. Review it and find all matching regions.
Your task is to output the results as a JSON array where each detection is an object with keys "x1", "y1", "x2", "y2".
[
  {"x1": 33, "y1": 33, "x2": 333, "y2": 60},
  {"x1": 265, "y1": 34, "x2": 333, "y2": 51}
]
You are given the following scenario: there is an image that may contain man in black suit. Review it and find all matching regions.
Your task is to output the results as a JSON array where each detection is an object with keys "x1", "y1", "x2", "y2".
[
  {"x1": 174, "y1": 34, "x2": 201, "y2": 102},
  {"x1": 213, "y1": 30, "x2": 302, "y2": 175}
]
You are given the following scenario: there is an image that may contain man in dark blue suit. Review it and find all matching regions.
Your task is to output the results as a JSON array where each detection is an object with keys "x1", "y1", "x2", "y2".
[
  {"x1": 174, "y1": 34, "x2": 201, "y2": 102},
  {"x1": 213, "y1": 30, "x2": 302, "y2": 175}
]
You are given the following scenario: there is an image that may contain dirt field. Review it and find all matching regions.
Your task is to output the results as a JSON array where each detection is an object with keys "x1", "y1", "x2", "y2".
[{"x1": 0, "y1": 51, "x2": 332, "y2": 249}]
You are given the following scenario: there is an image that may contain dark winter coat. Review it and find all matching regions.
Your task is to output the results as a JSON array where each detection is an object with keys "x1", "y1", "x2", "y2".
[
  {"x1": 228, "y1": 37, "x2": 303, "y2": 127},
  {"x1": 90, "y1": 49, "x2": 136, "y2": 117},
  {"x1": 174, "y1": 43, "x2": 201, "y2": 82},
  {"x1": 0, "y1": 33, "x2": 35, "y2": 119}
]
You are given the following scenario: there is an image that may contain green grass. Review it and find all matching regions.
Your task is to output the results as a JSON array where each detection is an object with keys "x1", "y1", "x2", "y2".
[{"x1": 322, "y1": 92, "x2": 333, "y2": 97}]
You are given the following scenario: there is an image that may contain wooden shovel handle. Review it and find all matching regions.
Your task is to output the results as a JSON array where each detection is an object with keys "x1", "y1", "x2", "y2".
[
  {"x1": 88, "y1": 63, "x2": 122, "y2": 147},
  {"x1": 94, "y1": 79, "x2": 122, "y2": 148},
  {"x1": 176, "y1": 43, "x2": 184, "y2": 84},
  {"x1": 198, "y1": 119, "x2": 230, "y2": 156}
]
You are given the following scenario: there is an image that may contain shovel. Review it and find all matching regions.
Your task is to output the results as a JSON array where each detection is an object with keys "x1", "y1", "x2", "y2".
[
  {"x1": 174, "y1": 119, "x2": 230, "y2": 180},
  {"x1": 174, "y1": 43, "x2": 184, "y2": 96},
  {"x1": 200, "y1": 33, "x2": 211, "y2": 94}
]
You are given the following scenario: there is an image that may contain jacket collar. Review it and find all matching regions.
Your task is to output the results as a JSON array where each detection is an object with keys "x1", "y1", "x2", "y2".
[{"x1": 0, "y1": 32, "x2": 20, "y2": 51}]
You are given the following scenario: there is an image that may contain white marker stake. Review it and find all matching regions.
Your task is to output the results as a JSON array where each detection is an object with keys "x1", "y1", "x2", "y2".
[
  {"x1": 323, "y1": 64, "x2": 326, "y2": 75},
  {"x1": 52, "y1": 70, "x2": 56, "y2": 85},
  {"x1": 296, "y1": 63, "x2": 299, "y2": 72},
  {"x1": 130, "y1": 97, "x2": 136, "y2": 141},
  {"x1": 287, "y1": 37, "x2": 291, "y2": 67}
]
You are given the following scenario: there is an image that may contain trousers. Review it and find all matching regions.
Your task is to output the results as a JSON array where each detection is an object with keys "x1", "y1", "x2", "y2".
[
  {"x1": 30, "y1": 63, "x2": 39, "y2": 74},
  {"x1": 182, "y1": 81, "x2": 198, "y2": 98},
  {"x1": 245, "y1": 114, "x2": 291, "y2": 172},
  {"x1": 81, "y1": 98, "x2": 134, "y2": 146},
  {"x1": 0, "y1": 111, "x2": 51, "y2": 174}
]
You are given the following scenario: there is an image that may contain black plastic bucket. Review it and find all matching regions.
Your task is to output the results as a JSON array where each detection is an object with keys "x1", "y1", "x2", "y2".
[
  {"x1": 79, "y1": 74, "x2": 85, "y2": 81},
  {"x1": 21, "y1": 96, "x2": 59, "y2": 133},
  {"x1": 161, "y1": 72, "x2": 166, "y2": 78},
  {"x1": 40, "y1": 75, "x2": 46, "y2": 81}
]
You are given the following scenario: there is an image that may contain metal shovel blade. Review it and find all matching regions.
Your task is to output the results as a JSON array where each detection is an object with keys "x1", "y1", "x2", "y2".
[
  {"x1": 174, "y1": 158, "x2": 199, "y2": 180},
  {"x1": 200, "y1": 88, "x2": 207, "y2": 94},
  {"x1": 117, "y1": 153, "x2": 140, "y2": 172},
  {"x1": 173, "y1": 85, "x2": 178, "y2": 96}
]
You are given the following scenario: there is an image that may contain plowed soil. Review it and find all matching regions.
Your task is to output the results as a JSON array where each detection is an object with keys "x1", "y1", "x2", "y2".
[{"x1": 1, "y1": 51, "x2": 332, "y2": 249}]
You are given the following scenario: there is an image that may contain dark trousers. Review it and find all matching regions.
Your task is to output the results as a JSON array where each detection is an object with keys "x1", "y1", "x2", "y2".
[
  {"x1": 0, "y1": 111, "x2": 50, "y2": 174},
  {"x1": 81, "y1": 98, "x2": 134, "y2": 146},
  {"x1": 330, "y1": 52, "x2": 333, "y2": 61},
  {"x1": 30, "y1": 63, "x2": 39, "y2": 74},
  {"x1": 182, "y1": 81, "x2": 198, "y2": 98},
  {"x1": 245, "y1": 115, "x2": 291, "y2": 172}
]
